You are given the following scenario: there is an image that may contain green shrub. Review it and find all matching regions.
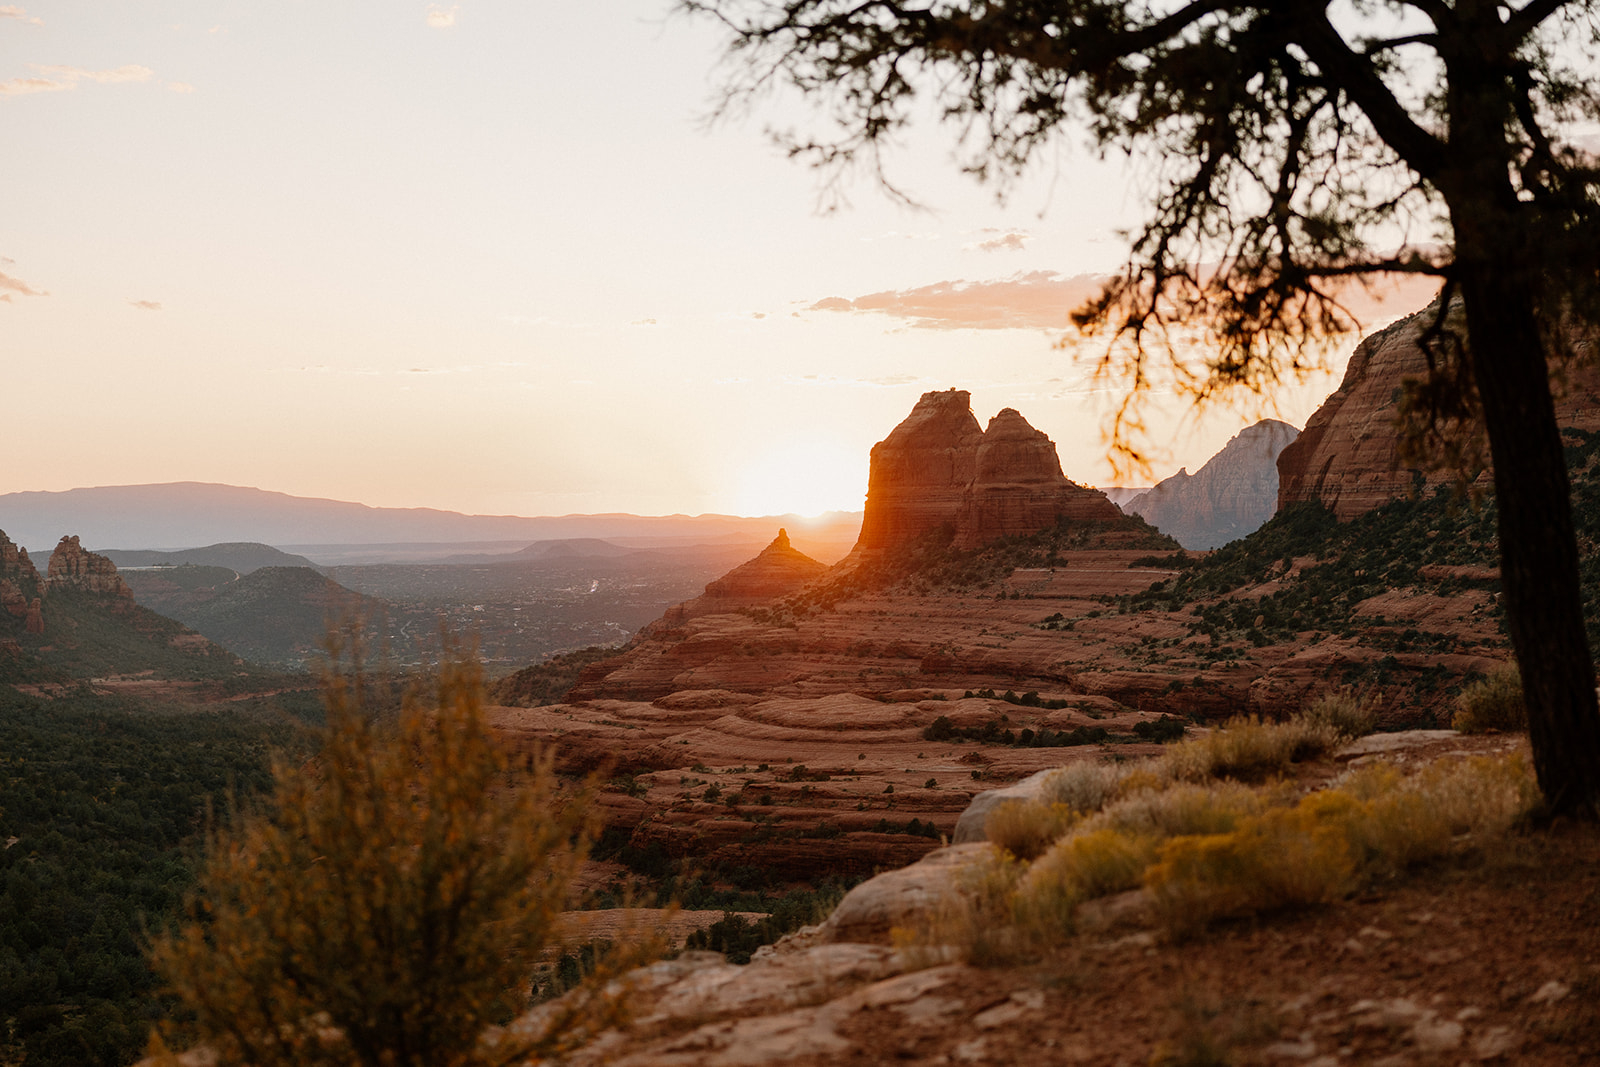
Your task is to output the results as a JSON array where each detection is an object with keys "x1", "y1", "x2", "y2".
[{"x1": 1453, "y1": 666, "x2": 1526, "y2": 732}]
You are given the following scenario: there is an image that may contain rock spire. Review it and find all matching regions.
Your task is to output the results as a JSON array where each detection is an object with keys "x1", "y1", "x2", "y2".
[{"x1": 854, "y1": 389, "x2": 1121, "y2": 553}]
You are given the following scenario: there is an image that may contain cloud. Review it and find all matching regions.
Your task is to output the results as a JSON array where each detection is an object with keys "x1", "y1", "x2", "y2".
[
  {"x1": 807, "y1": 267, "x2": 1444, "y2": 333},
  {"x1": 1, "y1": 63, "x2": 153, "y2": 96},
  {"x1": 965, "y1": 228, "x2": 1032, "y2": 253},
  {"x1": 0, "y1": 5, "x2": 41, "y2": 24},
  {"x1": 167, "y1": 81, "x2": 194, "y2": 93},
  {"x1": 0, "y1": 76, "x2": 68, "y2": 96},
  {"x1": 129, "y1": 299, "x2": 162, "y2": 311},
  {"x1": 0, "y1": 270, "x2": 46, "y2": 299},
  {"x1": 808, "y1": 271, "x2": 1108, "y2": 331},
  {"x1": 425, "y1": 4, "x2": 459, "y2": 28}
]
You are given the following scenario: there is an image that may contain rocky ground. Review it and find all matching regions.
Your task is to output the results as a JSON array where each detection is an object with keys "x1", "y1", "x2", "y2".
[{"x1": 515, "y1": 732, "x2": 1600, "y2": 1066}]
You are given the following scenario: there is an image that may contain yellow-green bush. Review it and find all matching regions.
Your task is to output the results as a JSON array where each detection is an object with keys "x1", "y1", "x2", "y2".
[
  {"x1": 1452, "y1": 666, "x2": 1526, "y2": 732},
  {"x1": 986, "y1": 800, "x2": 1080, "y2": 861},
  {"x1": 993, "y1": 752, "x2": 1538, "y2": 945},
  {"x1": 1146, "y1": 803, "x2": 1357, "y2": 936},
  {"x1": 1017, "y1": 828, "x2": 1158, "y2": 934},
  {"x1": 147, "y1": 642, "x2": 656, "y2": 1067}
]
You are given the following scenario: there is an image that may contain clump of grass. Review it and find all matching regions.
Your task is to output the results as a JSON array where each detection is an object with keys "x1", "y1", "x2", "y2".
[
  {"x1": 986, "y1": 801, "x2": 1080, "y2": 861},
  {"x1": 1041, "y1": 759, "x2": 1131, "y2": 813},
  {"x1": 1453, "y1": 666, "x2": 1526, "y2": 732},
  {"x1": 1301, "y1": 686, "x2": 1378, "y2": 740},
  {"x1": 1160, "y1": 714, "x2": 1337, "y2": 783}
]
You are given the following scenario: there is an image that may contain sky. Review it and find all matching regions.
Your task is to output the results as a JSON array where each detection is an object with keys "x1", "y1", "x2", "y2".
[{"x1": 2, "y1": 1, "x2": 1438, "y2": 520}]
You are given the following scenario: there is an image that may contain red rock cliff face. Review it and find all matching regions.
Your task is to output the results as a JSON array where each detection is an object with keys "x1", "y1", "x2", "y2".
[
  {"x1": 854, "y1": 390, "x2": 1122, "y2": 554},
  {"x1": 46, "y1": 535, "x2": 134, "y2": 598},
  {"x1": 1278, "y1": 304, "x2": 1600, "y2": 519}
]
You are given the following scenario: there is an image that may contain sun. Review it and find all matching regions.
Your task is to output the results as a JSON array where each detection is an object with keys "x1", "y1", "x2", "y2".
[{"x1": 729, "y1": 440, "x2": 867, "y2": 517}]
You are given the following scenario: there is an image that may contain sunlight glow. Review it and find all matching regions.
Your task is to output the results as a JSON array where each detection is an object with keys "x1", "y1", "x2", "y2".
[{"x1": 730, "y1": 440, "x2": 867, "y2": 517}]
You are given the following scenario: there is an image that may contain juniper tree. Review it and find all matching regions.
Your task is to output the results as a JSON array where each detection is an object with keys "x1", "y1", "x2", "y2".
[{"x1": 683, "y1": 0, "x2": 1600, "y2": 814}]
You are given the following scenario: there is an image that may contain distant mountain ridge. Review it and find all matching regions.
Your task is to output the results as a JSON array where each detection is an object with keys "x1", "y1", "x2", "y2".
[
  {"x1": 1121, "y1": 420, "x2": 1301, "y2": 549},
  {"x1": 104, "y1": 542, "x2": 324, "y2": 575},
  {"x1": 0, "y1": 482, "x2": 863, "y2": 557}
]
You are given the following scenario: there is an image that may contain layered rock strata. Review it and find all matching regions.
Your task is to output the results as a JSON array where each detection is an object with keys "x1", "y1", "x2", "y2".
[
  {"x1": 1278, "y1": 304, "x2": 1600, "y2": 519},
  {"x1": 1123, "y1": 419, "x2": 1300, "y2": 549},
  {"x1": 854, "y1": 390, "x2": 1122, "y2": 554}
]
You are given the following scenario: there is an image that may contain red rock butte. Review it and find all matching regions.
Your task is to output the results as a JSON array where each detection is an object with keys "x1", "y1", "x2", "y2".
[
  {"x1": 654, "y1": 528, "x2": 829, "y2": 629},
  {"x1": 853, "y1": 389, "x2": 1122, "y2": 554}
]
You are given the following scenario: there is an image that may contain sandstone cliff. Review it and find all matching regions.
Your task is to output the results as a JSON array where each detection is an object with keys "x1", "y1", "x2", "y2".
[
  {"x1": 46, "y1": 535, "x2": 134, "y2": 598},
  {"x1": 0, "y1": 529, "x2": 44, "y2": 633},
  {"x1": 1123, "y1": 419, "x2": 1300, "y2": 549},
  {"x1": 653, "y1": 529, "x2": 828, "y2": 630},
  {"x1": 1278, "y1": 304, "x2": 1600, "y2": 518},
  {"x1": 854, "y1": 389, "x2": 1122, "y2": 554}
]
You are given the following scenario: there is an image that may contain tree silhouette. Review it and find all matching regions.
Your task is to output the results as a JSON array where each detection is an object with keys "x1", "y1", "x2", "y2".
[{"x1": 684, "y1": 0, "x2": 1600, "y2": 814}]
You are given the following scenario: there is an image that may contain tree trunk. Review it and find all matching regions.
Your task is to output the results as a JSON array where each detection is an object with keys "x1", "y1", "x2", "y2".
[{"x1": 1458, "y1": 263, "x2": 1600, "y2": 815}]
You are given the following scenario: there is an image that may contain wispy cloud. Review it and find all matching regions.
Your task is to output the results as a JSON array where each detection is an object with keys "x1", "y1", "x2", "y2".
[
  {"x1": 167, "y1": 81, "x2": 194, "y2": 93},
  {"x1": 0, "y1": 63, "x2": 153, "y2": 97},
  {"x1": 0, "y1": 6, "x2": 42, "y2": 25},
  {"x1": 808, "y1": 271, "x2": 1106, "y2": 331},
  {"x1": 808, "y1": 269, "x2": 1442, "y2": 333},
  {"x1": 129, "y1": 299, "x2": 162, "y2": 311},
  {"x1": 0, "y1": 269, "x2": 47, "y2": 300},
  {"x1": 964, "y1": 228, "x2": 1032, "y2": 253},
  {"x1": 425, "y1": 4, "x2": 459, "y2": 28}
]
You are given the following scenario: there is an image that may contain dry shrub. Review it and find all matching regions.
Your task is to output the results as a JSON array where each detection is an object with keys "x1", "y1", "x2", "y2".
[
  {"x1": 893, "y1": 846, "x2": 1028, "y2": 966},
  {"x1": 1453, "y1": 666, "x2": 1526, "y2": 732},
  {"x1": 1041, "y1": 759, "x2": 1130, "y2": 812},
  {"x1": 1005, "y1": 751, "x2": 1539, "y2": 942},
  {"x1": 1160, "y1": 715, "x2": 1337, "y2": 783},
  {"x1": 985, "y1": 800, "x2": 1080, "y2": 860},
  {"x1": 147, "y1": 639, "x2": 658, "y2": 1067},
  {"x1": 1099, "y1": 780, "x2": 1267, "y2": 840},
  {"x1": 1302, "y1": 687, "x2": 1378, "y2": 740}
]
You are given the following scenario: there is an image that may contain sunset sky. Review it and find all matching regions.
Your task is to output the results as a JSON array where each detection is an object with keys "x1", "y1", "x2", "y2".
[{"x1": 3, "y1": 1, "x2": 1436, "y2": 521}]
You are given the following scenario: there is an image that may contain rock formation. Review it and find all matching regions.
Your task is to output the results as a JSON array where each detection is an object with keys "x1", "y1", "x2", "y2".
[
  {"x1": 46, "y1": 535, "x2": 134, "y2": 598},
  {"x1": 638, "y1": 529, "x2": 828, "y2": 632},
  {"x1": 1122, "y1": 419, "x2": 1300, "y2": 549},
  {"x1": 0, "y1": 529, "x2": 44, "y2": 633},
  {"x1": 1278, "y1": 303, "x2": 1600, "y2": 519},
  {"x1": 854, "y1": 389, "x2": 1123, "y2": 554}
]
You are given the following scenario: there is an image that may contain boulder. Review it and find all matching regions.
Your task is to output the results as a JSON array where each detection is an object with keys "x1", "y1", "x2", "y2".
[{"x1": 950, "y1": 767, "x2": 1058, "y2": 844}]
